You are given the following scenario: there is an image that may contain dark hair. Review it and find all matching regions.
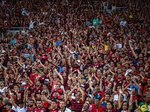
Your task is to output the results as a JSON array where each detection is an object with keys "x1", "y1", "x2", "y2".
[
  {"x1": 6, "y1": 102, "x2": 12, "y2": 107},
  {"x1": 59, "y1": 100, "x2": 66, "y2": 103},
  {"x1": 121, "y1": 101, "x2": 129, "y2": 109},
  {"x1": 126, "y1": 74, "x2": 131, "y2": 77},
  {"x1": 51, "y1": 99, "x2": 57, "y2": 103},
  {"x1": 107, "y1": 101, "x2": 114, "y2": 108},
  {"x1": 18, "y1": 100, "x2": 24, "y2": 104},
  {"x1": 105, "y1": 93, "x2": 110, "y2": 96},
  {"x1": 0, "y1": 98, "x2": 2, "y2": 101},
  {"x1": 37, "y1": 99, "x2": 42, "y2": 102}
]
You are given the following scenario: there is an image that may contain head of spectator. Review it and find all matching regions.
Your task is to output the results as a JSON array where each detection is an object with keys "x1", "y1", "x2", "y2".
[
  {"x1": 5, "y1": 102, "x2": 13, "y2": 111},
  {"x1": 36, "y1": 99, "x2": 42, "y2": 108},
  {"x1": 59, "y1": 100, "x2": 67, "y2": 111},
  {"x1": 18, "y1": 100, "x2": 24, "y2": 108},
  {"x1": 82, "y1": 102, "x2": 90, "y2": 112}
]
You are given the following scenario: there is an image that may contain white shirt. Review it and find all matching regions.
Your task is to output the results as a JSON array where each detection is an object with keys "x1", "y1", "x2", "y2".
[
  {"x1": 120, "y1": 21, "x2": 127, "y2": 26},
  {"x1": 148, "y1": 105, "x2": 150, "y2": 111},
  {"x1": 124, "y1": 69, "x2": 132, "y2": 76},
  {"x1": 58, "y1": 108, "x2": 72, "y2": 112},
  {"x1": 112, "y1": 6, "x2": 116, "y2": 11},
  {"x1": 69, "y1": 50, "x2": 76, "y2": 59},
  {"x1": 116, "y1": 44, "x2": 122, "y2": 49},
  {"x1": 113, "y1": 94, "x2": 127, "y2": 101},
  {"x1": 0, "y1": 87, "x2": 7, "y2": 93},
  {"x1": 29, "y1": 20, "x2": 35, "y2": 29},
  {"x1": 12, "y1": 106, "x2": 27, "y2": 112}
]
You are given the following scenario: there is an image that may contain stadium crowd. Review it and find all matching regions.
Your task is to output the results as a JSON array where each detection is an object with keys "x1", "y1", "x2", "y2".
[{"x1": 0, "y1": 0, "x2": 150, "y2": 112}]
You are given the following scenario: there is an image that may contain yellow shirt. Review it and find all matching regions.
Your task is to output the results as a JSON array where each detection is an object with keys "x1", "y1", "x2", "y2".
[{"x1": 104, "y1": 45, "x2": 108, "y2": 51}]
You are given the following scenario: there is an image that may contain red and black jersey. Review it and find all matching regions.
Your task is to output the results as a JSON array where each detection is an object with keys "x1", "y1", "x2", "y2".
[
  {"x1": 26, "y1": 107, "x2": 34, "y2": 112},
  {"x1": 34, "y1": 107, "x2": 46, "y2": 112},
  {"x1": 70, "y1": 99, "x2": 84, "y2": 112},
  {"x1": 49, "y1": 108, "x2": 59, "y2": 112}
]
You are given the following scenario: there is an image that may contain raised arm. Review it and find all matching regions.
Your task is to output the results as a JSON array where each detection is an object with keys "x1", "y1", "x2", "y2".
[
  {"x1": 67, "y1": 84, "x2": 77, "y2": 98},
  {"x1": 37, "y1": 59, "x2": 47, "y2": 69},
  {"x1": 23, "y1": 88, "x2": 28, "y2": 107},
  {"x1": 16, "y1": 57, "x2": 24, "y2": 68},
  {"x1": 100, "y1": 76, "x2": 104, "y2": 91},
  {"x1": 48, "y1": 57, "x2": 59, "y2": 67},
  {"x1": 54, "y1": 69, "x2": 64, "y2": 84},
  {"x1": 62, "y1": 87, "x2": 67, "y2": 102},
  {"x1": 118, "y1": 89, "x2": 123, "y2": 109},
  {"x1": 93, "y1": 73, "x2": 100, "y2": 82},
  {"x1": 112, "y1": 82, "x2": 117, "y2": 94},
  {"x1": 129, "y1": 41, "x2": 138, "y2": 59},
  {"x1": 129, "y1": 89, "x2": 134, "y2": 110},
  {"x1": 9, "y1": 90, "x2": 17, "y2": 108},
  {"x1": 42, "y1": 95, "x2": 51, "y2": 104},
  {"x1": 67, "y1": 55, "x2": 72, "y2": 68},
  {"x1": 122, "y1": 81, "x2": 131, "y2": 92},
  {"x1": 1, "y1": 65, "x2": 7, "y2": 79},
  {"x1": 132, "y1": 78, "x2": 142, "y2": 95},
  {"x1": 47, "y1": 71, "x2": 53, "y2": 86},
  {"x1": 25, "y1": 74, "x2": 33, "y2": 86},
  {"x1": 78, "y1": 83, "x2": 85, "y2": 101},
  {"x1": 31, "y1": 93, "x2": 36, "y2": 105}
]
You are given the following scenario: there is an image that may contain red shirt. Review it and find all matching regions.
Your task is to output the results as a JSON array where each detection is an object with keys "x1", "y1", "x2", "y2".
[
  {"x1": 1, "y1": 105, "x2": 15, "y2": 112},
  {"x1": 42, "y1": 101, "x2": 50, "y2": 108},
  {"x1": 132, "y1": 95, "x2": 138, "y2": 101},
  {"x1": 49, "y1": 108, "x2": 59, "y2": 112},
  {"x1": 144, "y1": 84, "x2": 150, "y2": 93},
  {"x1": 98, "y1": 91, "x2": 105, "y2": 98},
  {"x1": 40, "y1": 55, "x2": 48, "y2": 60},
  {"x1": 8, "y1": 78, "x2": 15, "y2": 89},
  {"x1": 27, "y1": 107, "x2": 34, "y2": 112},
  {"x1": 30, "y1": 73, "x2": 38, "y2": 84},
  {"x1": 89, "y1": 104, "x2": 106, "y2": 112},
  {"x1": 23, "y1": 84, "x2": 31, "y2": 89},
  {"x1": 34, "y1": 108, "x2": 46, "y2": 112},
  {"x1": 53, "y1": 88, "x2": 63, "y2": 95},
  {"x1": 47, "y1": 48, "x2": 51, "y2": 53},
  {"x1": 2, "y1": 109, "x2": 15, "y2": 112},
  {"x1": 70, "y1": 99, "x2": 84, "y2": 112}
]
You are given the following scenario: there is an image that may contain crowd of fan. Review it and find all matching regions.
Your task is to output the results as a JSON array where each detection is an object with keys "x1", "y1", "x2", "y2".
[{"x1": 0, "y1": 0, "x2": 150, "y2": 112}]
